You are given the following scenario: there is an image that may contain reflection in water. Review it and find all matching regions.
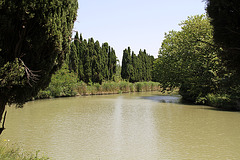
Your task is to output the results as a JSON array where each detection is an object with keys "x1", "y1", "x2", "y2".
[
  {"x1": 141, "y1": 95, "x2": 182, "y2": 103},
  {"x1": 1, "y1": 93, "x2": 240, "y2": 160},
  {"x1": 113, "y1": 96, "x2": 123, "y2": 154}
]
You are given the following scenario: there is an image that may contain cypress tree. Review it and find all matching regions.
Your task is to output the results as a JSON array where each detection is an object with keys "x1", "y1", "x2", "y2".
[
  {"x1": 137, "y1": 49, "x2": 144, "y2": 81},
  {"x1": 101, "y1": 43, "x2": 109, "y2": 80},
  {"x1": 78, "y1": 37, "x2": 86, "y2": 81},
  {"x1": 130, "y1": 51, "x2": 138, "y2": 82},
  {"x1": 68, "y1": 42, "x2": 79, "y2": 74},
  {"x1": 83, "y1": 47, "x2": 91, "y2": 83},
  {"x1": 108, "y1": 47, "x2": 117, "y2": 80},
  {"x1": 92, "y1": 40, "x2": 102, "y2": 83},
  {"x1": 0, "y1": 0, "x2": 78, "y2": 131},
  {"x1": 121, "y1": 47, "x2": 132, "y2": 81}
]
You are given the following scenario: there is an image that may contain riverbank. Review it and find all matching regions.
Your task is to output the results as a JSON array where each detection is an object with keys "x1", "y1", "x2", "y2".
[{"x1": 35, "y1": 81, "x2": 163, "y2": 99}]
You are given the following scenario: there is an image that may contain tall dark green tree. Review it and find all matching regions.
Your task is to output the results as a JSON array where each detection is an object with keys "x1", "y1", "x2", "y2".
[
  {"x1": 0, "y1": 0, "x2": 78, "y2": 130},
  {"x1": 101, "y1": 42, "x2": 109, "y2": 80},
  {"x1": 138, "y1": 49, "x2": 145, "y2": 81},
  {"x1": 92, "y1": 40, "x2": 102, "y2": 83},
  {"x1": 108, "y1": 47, "x2": 117, "y2": 80},
  {"x1": 130, "y1": 51, "x2": 138, "y2": 82},
  {"x1": 206, "y1": 0, "x2": 240, "y2": 74},
  {"x1": 121, "y1": 47, "x2": 132, "y2": 81},
  {"x1": 77, "y1": 34, "x2": 86, "y2": 81},
  {"x1": 68, "y1": 42, "x2": 78, "y2": 74},
  {"x1": 83, "y1": 47, "x2": 91, "y2": 83}
]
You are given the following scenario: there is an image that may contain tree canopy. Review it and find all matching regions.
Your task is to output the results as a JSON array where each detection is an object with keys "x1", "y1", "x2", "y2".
[
  {"x1": 153, "y1": 15, "x2": 226, "y2": 103},
  {"x1": 0, "y1": 0, "x2": 78, "y2": 127},
  {"x1": 206, "y1": 0, "x2": 240, "y2": 74}
]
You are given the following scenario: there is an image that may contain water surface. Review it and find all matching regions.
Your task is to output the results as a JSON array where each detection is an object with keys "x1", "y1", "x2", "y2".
[{"x1": 2, "y1": 92, "x2": 240, "y2": 159}]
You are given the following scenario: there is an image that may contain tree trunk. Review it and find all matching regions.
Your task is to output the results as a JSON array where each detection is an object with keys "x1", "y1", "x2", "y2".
[{"x1": 0, "y1": 97, "x2": 7, "y2": 135}]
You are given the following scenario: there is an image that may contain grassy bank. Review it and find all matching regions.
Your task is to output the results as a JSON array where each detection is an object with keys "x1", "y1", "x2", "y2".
[
  {"x1": 0, "y1": 143, "x2": 49, "y2": 160},
  {"x1": 78, "y1": 81, "x2": 161, "y2": 96},
  {"x1": 36, "y1": 81, "x2": 161, "y2": 99}
]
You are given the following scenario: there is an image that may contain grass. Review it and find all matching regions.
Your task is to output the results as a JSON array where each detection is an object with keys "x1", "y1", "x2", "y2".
[{"x1": 0, "y1": 143, "x2": 49, "y2": 160}]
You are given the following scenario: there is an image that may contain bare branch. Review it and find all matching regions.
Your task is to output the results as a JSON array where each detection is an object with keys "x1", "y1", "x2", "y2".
[
  {"x1": 19, "y1": 58, "x2": 41, "y2": 87},
  {"x1": 0, "y1": 111, "x2": 7, "y2": 135},
  {"x1": 225, "y1": 27, "x2": 240, "y2": 36}
]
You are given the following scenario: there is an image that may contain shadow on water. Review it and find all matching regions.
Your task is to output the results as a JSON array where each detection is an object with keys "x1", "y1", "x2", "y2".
[
  {"x1": 141, "y1": 95, "x2": 184, "y2": 104},
  {"x1": 202, "y1": 106, "x2": 240, "y2": 112},
  {"x1": 141, "y1": 94, "x2": 240, "y2": 113}
]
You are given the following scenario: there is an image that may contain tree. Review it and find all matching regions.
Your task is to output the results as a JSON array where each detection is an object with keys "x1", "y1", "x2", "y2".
[
  {"x1": 92, "y1": 40, "x2": 102, "y2": 83},
  {"x1": 130, "y1": 51, "x2": 138, "y2": 82},
  {"x1": 153, "y1": 15, "x2": 224, "y2": 102},
  {"x1": 83, "y1": 48, "x2": 92, "y2": 83},
  {"x1": 108, "y1": 47, "x2": 117, "y2": 80},
  {"x1": 0, "y1": 0, "x2": 78, "y2": 131},
  {"x1": 77, "y1": 34, "x2": 86, "y2": 81},
  {"x1": 101, "y1": 42, "x2": 109, "y2": 80},
  {"x1": 68, "y1": 43, "x2": 78, "y2": 74},
  {"x1": 206, "y1": 0, "x2": 240, "y2": 74},
  {"x1": 121, "y1": 47, "x2": 132, "y2": 81}
]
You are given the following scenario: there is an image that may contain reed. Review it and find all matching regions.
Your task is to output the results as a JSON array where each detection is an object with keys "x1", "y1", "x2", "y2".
[{"x1": 76, "y1": 81, "x2": 160, "y2": 95}]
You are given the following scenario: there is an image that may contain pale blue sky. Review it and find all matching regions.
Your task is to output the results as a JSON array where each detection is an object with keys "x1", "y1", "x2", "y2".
[{"x1": 74, "y1": 0, "x2": 206, "y2": 62}]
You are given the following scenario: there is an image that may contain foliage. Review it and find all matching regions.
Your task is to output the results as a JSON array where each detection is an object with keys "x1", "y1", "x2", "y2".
[
  {"x1": 121, "y1": 47, "x2": 132, "y2": 81},
  {"x1": 205, "y1": 93, "x2": 234, "y2": 109},
  {"x1": 121, "y1": 47, "x2": 155, "y2": 82},
  {"x1": 206, "y1": 0, "x2": 240, "y2": 74},
  {"x1": 68, "y1": 33, "x2": 117, "y2": 84},
  {"x1": 153, "y1": 15, "x2": 226, "y2": 103},
  {"x1": 0, "y1": 0, "x2": 78, "y2": 124},
  {"x1": 36, "y1": 64, "x2": 78, "y2": 99}
]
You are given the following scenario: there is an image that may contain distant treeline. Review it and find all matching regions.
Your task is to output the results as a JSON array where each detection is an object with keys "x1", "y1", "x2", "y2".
[
  {"x1": 68, "y1": 33, "x2": 155, "y2": 84},
  {"x1": 121, "y1": 47, "x2": 155, "y2": 82}
]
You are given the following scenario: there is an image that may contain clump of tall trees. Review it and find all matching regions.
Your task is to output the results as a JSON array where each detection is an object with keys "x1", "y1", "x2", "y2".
[
  {"x1": 121, "y1": 47, "x2": 155, "y2": 82},
  {"x1": 68, "y1": 33, "x2": 117, "y2": 84}
]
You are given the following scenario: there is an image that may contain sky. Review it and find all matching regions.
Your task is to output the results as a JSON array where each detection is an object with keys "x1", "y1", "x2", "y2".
[{"x1": 74, "y1": 0, "x2": 206, "y2": 63}]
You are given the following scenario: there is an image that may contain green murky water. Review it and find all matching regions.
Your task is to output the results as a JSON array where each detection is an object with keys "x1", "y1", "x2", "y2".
[{"x1": 2, "y1": 92, "x2": 240, "y2": 159}]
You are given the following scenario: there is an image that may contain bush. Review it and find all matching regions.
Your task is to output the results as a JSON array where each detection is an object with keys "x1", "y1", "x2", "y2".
[
  {"x1": 36, "y1": 64, "x2": 78, "y2": 98},
  {"x1": 206, "y1": 94, "x2": 232, "y2": 108}
]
